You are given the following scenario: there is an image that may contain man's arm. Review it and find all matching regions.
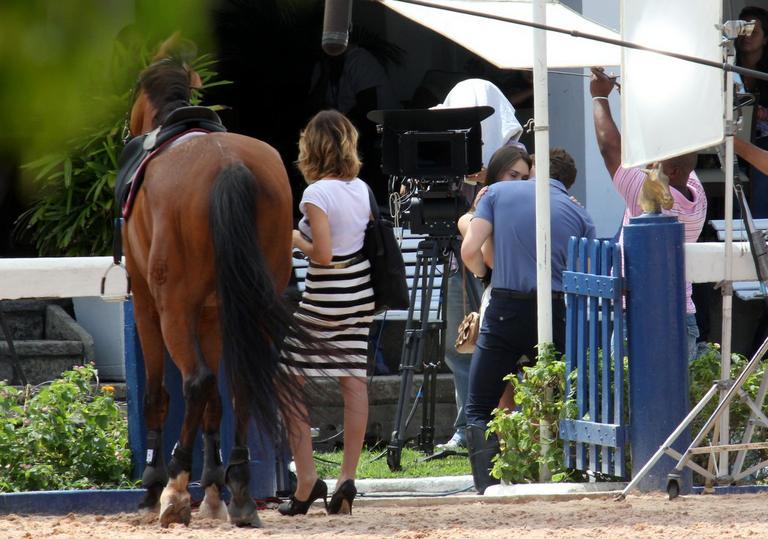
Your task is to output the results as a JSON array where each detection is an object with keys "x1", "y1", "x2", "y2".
[
  {"x1": 590, "y1": 67, "x2": 621, "y2": 179},
  {"x1": 735, "y1": 137, "x2": 768, "y2": 176},
  {"x1": 461, "y1": 217, "x2": 493, "y2": 278}
]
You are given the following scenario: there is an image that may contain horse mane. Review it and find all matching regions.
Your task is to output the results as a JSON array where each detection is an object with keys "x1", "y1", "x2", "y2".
[{"x1": 138, "y1": 59, "x2": 192, "y2": 128}]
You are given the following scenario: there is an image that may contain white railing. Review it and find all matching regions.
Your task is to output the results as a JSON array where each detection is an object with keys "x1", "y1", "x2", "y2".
[
  {"x1": 684, "y1": 242, "x2": 757, "y2": 283},
  {"x1": 0, "y1": 244, "x2": 758, "y2": 301},
  {"x1": 0, "y1": 257, "x2": 129, "y2": 300}
]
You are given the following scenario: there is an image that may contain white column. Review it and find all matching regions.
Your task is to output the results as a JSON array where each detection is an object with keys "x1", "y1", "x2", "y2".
[
  {"x1": 533, "y1": 0, "x2": 552, "y2": 483},
  {"x1": 533, "y1": 0, "x2": 552, "y2": 343}
]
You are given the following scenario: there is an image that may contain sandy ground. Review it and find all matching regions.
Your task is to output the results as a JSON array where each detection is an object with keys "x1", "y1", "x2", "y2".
[{"x1": 1, "y1": 493, "x2": 767, "y2": 538}]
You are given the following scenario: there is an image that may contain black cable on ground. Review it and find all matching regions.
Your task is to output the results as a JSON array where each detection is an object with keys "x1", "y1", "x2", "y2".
[{"x1": 357, "y1": 484, "x2": 476, "y2": 498}]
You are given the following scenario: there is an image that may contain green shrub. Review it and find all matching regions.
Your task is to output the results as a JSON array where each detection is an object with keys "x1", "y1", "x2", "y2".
[
  {"x1": 0, "y1": 364, "x2": 132, "y2": 492},
  {"x1": 487, "y1": 343, "x2": 577, "y2": 484}
]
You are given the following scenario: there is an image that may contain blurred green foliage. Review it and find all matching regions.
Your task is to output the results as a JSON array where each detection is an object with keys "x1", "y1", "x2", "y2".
[
  {"x1": 1, "y1": 0, "x2": 220, "y2": 256},
  {"x1": 0, "y1": 0, "x2": 210, "y2": 159},
  {"x1": 16, "y1": 52, "x2": 226, "y2": 256}
]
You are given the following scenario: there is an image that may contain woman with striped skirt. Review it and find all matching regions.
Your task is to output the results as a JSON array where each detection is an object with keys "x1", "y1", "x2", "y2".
[{"x1": 279, "y1": 110, "x2": 374, "y2": 517}]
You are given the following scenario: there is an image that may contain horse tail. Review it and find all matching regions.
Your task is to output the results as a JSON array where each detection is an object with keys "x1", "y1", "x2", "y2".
[{"x1": 209, "y1": 162, "x2": 306, "y2": 440}]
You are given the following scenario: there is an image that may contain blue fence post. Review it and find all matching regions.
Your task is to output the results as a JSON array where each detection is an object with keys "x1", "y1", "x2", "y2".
[
  {"x1": 124, "y1": 299, "x2": 146, "y2": 480},
  {"x1": 624, "y1": 214, "x2": 690, "y2": 492}
]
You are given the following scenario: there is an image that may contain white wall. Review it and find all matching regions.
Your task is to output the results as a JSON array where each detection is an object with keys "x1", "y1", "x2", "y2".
[{"x1": 580, "y1": 0, "x2": 626, "y2": 239}]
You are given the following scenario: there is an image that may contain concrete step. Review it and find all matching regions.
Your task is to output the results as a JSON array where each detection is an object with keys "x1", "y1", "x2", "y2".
[{"x1": 0, "y1": 300, "x2": 95, "y2": 385}]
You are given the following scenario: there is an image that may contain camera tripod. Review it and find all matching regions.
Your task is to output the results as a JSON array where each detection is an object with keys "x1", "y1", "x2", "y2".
[{"x1": 386, "y1": 234, "x2": 480, "y2": 472}]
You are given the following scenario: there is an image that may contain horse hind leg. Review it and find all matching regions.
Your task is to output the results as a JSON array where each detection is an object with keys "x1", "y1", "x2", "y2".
[
  {"x1": 196, "y1": 306, "x2": 228, "y2": 522},
  {"x1": 225, "y1": 404, "x2": 262, "y2": 528},
  {"x1": 131, "y1": 275, "x2": 170, "y2": 513},
  {"x1": 157, "y1": 299, "x2": 214, "y2": 527}
]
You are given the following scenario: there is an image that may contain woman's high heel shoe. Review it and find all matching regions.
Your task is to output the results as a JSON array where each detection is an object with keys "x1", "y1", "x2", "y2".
[
  {"x1": 327, "y1": 479, "x2": 357, "y2": 515},
  {"x1": 277, "y1": 478, "x2": 328, "y2": 516}
]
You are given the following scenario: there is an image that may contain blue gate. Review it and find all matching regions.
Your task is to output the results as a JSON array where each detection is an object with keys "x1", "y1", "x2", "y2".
[{"x1": 559, "y1": 237, "x2": 628, "y2": 478}]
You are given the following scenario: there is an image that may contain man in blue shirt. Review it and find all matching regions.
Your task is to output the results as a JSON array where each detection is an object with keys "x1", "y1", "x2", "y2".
[{"x1": 460, "y1": 148, "x2": 596, "y2": 493}]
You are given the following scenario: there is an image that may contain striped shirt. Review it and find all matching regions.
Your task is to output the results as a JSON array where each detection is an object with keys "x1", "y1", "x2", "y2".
[{"x1": 614, "y1": 166, "x2": 707, "y2": 314}]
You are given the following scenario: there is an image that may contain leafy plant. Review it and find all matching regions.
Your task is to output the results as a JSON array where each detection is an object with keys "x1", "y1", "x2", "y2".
[
  {"x1": 487, "y1": 343, "x2": 577, "y2": 484},
  {"x1": 687, "y1": 342, "x2": 768, "y2": 481},
  {"x1": 0, "y1": 364, "x2": 133, "y2": 492},
  {"x1": 16, "y1": 41, "x2": 228, "y2": 257}
]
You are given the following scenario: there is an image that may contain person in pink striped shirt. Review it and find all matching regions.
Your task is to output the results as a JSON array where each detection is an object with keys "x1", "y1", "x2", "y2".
[{"x1": 590, "y1": 67, "x2": 708, "y2": 361}]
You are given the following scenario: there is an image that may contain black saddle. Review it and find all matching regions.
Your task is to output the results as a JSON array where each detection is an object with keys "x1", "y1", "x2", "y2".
[
  {"x1": 115, "y1": 106, "x2": 226, "y2": 216},
  {"x1": 111, "y1": 106, "x2": 226, "y2": 264}
]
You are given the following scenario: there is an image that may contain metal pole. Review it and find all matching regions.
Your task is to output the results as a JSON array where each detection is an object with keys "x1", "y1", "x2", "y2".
[
  {"x1": 719, "y1": 35, "x2": 736, "y2": 478},
  {"x1": 533, "y1": 0, "x2": 552, "y2": 482}
]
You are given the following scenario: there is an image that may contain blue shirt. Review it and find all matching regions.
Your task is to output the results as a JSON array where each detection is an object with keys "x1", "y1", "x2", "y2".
[{"x1": 474, "y1": 179, "x2": 596, "y2": 292}]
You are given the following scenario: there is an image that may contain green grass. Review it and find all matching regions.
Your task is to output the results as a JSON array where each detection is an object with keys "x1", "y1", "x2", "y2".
[{"x1": 314, "y1": 447, "x2": 471, "y2": 479}]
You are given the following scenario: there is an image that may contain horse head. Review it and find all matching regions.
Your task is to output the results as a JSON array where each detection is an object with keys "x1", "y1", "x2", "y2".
[
  {"x1": 639, "y1": 164, "x2": 674, "y2": 214},
  {"x1": 129, "y1": 34, "x2": 203, "y2": 136}
]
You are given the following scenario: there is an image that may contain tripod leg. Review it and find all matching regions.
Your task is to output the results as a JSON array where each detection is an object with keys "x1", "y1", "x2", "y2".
[
  {"x1": 732, "y1": 349, "x2": 768, "y2": 476},
  {"x1": 418, "y1": 243, "x2": 446, "y2": 454},
  {"x1": 618, "y1": 383, "x2": 719, "y2": 500},
  {"x1": 387, "y1": 241, "x2": 435, "y2": 471}
]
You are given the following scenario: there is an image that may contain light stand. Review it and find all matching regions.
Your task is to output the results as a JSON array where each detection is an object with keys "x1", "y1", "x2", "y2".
[{"x1": 618, "y1": 20, "x2": 768, "y2": 499}]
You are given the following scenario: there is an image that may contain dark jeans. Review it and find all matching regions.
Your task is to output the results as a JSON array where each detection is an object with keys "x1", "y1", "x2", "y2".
[{"x1": 465, "y1": 289, "x2": 566, "y2": 428}]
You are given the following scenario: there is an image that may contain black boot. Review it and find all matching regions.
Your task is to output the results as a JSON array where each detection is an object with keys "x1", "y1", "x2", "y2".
[{"x1": 466, "y1": 424, "x2": 500, "y2": 495}]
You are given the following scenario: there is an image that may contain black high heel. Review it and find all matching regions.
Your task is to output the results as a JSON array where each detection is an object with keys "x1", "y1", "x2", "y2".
[
  {"x1": 327, "y1": 479, "x2": 357, "y2": 515},
  {"x1": 277, "y1": 478, "x2": 328, "y2": 516}
]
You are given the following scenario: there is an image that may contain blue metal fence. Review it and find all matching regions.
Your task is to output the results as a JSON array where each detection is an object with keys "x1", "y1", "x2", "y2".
[{"x1": 559, "y1": 237, "x2": 628, "y2": 478}]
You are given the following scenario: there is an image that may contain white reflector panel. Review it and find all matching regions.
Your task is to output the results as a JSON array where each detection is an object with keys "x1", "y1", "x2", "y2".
[
  {"x1": 379, "y1": 0, "x2": 621, "y2": 69},
  {"x1": 620, "y1": 0, "x2": 723, "y2": 168}
]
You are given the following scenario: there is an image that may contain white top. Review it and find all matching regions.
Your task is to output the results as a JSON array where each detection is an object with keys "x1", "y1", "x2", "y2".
[{"x1": 298, "y1": 178, "x2": 371, "y2": 256}]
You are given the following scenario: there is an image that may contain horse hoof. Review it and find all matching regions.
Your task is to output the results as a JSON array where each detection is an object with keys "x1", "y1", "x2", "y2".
[
  {"x1": 229, "y1": 510, "x2": 262, "y2": 528},
  {"x1": 159, "y1": 502, "x2": 192, "y2": 528},
  {"x1": 198, "y1": 499, "x2": 229, "y2": 521}
]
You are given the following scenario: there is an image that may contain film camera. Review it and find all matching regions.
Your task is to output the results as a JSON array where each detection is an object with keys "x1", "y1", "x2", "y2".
[
  {"x1": 367, "y1": 106, "x2": 493, "y2": 236},
  {"x1": 366, "y1": 106, "x2": 491, "y2": 471}
]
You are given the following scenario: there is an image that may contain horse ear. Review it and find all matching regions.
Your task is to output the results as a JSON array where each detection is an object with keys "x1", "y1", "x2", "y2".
[
  {"x1": 153, "y1": 33, "x2": 198, "y2": 64},
  {"x1": 189, "y1": 70, "x2": 203, "y2": 89},
  {"x1": 153, "y1": 32, "x2": 182, "y2": 62}
]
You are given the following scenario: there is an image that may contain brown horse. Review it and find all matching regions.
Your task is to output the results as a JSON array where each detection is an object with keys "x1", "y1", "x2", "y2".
[{"x1": 124, "y1": 38, "x2": 305, "y2": 527}]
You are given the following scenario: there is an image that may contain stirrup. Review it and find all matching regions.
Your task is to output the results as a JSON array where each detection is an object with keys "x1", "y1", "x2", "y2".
[{"x1": 101, "y1": 262, "x2": 131, "y2": 301}]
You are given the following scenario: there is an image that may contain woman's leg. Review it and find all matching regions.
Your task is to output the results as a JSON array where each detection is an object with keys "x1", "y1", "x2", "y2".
[
  {"x1": 337, "y1": 376, "x2": 368, "y2": 483},
  {"x1": 285, "y1": 375, "x2": 318, "y2": 500}
]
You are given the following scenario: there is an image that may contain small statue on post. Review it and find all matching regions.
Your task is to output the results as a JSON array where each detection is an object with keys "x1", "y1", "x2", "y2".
[{"x1": 639, "y1": 165, "x2": 674, "y2": 214}]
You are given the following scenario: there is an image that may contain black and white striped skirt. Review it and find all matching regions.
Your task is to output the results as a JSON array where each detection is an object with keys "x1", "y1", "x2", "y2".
[{"x1": 282, "y1": 251, "x2": 375, "y2": 378}]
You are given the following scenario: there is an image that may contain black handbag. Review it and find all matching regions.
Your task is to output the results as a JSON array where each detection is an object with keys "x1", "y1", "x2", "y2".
[{"x1": 362, "y1": 186, "x2": 409, "y2": 313}]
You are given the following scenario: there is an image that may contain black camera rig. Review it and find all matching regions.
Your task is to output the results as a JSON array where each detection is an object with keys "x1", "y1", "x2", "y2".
[{"x1": 368, "y1": 106, "x2": 493, "y2": 237}]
